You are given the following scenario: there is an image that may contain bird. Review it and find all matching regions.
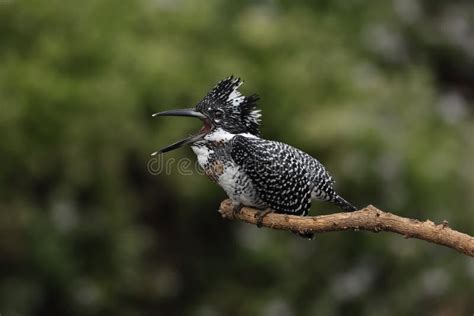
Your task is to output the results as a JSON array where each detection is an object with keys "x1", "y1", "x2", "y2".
[{"x1": 152, "y1": 76, "x2": 357, "y2": 238}]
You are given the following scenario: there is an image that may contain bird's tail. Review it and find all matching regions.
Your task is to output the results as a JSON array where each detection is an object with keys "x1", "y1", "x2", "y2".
[{"x1": 333, "y1": 195, "x2": 357, "y2": 212}]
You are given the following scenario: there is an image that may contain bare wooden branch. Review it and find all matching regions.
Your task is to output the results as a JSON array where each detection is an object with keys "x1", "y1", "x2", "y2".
[{"x1": 218, "y1": 199, "x2": 474, "y2": 257}]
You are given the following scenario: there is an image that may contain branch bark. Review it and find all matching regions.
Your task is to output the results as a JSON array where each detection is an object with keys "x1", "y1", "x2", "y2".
[{"x1": 218, "y1": 199, "x2": 474, "y2": 257}]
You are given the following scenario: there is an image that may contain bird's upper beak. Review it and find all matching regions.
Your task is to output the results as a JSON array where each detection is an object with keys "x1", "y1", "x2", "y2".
[
  {"x1": 152, "y1": 108, "x2": 210, "y2": 155},
  {"x1": 152, "y1": 108, "x2": 206, "y2": 120}
]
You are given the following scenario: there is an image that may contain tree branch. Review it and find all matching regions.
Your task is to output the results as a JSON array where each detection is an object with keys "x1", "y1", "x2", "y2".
[{"x1": 218, "y1": 199, "x2": 474, "y2": 257}]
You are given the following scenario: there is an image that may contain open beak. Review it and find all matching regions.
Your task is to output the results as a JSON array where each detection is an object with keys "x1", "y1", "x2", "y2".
[{"x1": 152, "y1": 108, "x2": 210, "y2": 155}]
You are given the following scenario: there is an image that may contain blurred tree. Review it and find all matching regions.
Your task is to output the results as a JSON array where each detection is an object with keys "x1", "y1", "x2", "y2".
[{"x1": 0, "y1": 0, "x2": 472, "y2": 315}]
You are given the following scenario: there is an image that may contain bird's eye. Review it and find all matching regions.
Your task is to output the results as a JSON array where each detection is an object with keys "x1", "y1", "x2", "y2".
[{"x1": 214, "y1": 110, "x2": 223, "y2": 118}]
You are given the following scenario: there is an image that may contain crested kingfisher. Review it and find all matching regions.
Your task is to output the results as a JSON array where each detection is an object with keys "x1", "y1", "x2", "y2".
[{"x1": 152, "y1": 76, "x2": 357, "y2": 238}]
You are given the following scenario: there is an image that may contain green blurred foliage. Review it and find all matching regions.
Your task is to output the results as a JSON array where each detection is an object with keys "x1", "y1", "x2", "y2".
[{"x1": 0, "y1": 0, "x2": 473, "y2": 315}]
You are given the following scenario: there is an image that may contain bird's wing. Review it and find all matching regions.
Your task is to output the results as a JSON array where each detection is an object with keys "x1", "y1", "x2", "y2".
[{"x1": 230, "y1": 135, "x2": 314, "y2": 215}]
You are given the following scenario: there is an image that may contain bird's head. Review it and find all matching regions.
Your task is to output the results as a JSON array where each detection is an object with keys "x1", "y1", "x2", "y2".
[{"x1": 152, "y1": 76, "x2": 261, "y2": 154}]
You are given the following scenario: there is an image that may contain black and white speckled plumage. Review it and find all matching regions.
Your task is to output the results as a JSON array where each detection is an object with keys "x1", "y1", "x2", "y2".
[
  {"x1": 190, "y1": 135, "x2": 264, "y2": 208},
  {"x1": 231, "y1": 136, "x2": 334, "y2": 215},
  {"x1": 156, "y1": 76, "x2": 356, "y2": 237},
  {"x1": 196, "y1": 76, "x2": 261, "y2": 136},
  {"x1": 192, "y1": 77, "x2": 355, "y2": 214}
]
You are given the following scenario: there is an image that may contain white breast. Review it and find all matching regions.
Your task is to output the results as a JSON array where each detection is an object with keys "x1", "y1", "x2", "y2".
[
  {"x1": 191, "y1": 133, "x2": 265, "y2": 209},
  {"x1": 217, "y1": 162, "x2": 265, "y2": 208},
  {"x1": 191, "y1": 145, "x2": 213, "y2": 169},
  {"x1": 217, "y1": 164, "x2": 240, "y2": 196}
]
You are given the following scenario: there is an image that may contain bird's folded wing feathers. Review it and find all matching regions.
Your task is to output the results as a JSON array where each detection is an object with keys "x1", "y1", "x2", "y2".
[{"x1": 230, "y1": 135, "x2": 314, "y2": 215}]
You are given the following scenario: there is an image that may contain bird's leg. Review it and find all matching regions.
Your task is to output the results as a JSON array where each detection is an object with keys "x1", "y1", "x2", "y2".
[
  {"x1": 256, "y1": 209, "x2": 274, "y2": 228},
  {"x1": 232, "y1": 203, "x2": 244, "y2": 218}
]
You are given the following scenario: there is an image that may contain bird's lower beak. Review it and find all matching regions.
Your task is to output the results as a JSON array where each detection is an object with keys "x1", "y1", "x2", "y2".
[
  {"x1": 151, "y1": 133, "x2": 204, "y2": 155},
  {"x1": 152, "y1": 108, "x2": 209, "y2": 155}
]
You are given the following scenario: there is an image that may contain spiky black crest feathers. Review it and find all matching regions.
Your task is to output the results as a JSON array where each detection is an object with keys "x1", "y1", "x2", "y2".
[{"x1": 196, "y1": 76, "x2": 261, "y2": 136}]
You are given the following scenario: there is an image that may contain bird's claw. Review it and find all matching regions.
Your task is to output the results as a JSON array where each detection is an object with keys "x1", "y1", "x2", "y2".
[
  {"x1": 256, "y1": 209, "x2": 273, "y2": 228},
  {"x1": 232, "y1": 204, "x2": 244, "y2": 218}
]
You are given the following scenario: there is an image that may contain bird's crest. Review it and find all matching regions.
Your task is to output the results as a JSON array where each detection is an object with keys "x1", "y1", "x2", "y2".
[{"x1": 197, "y1": 76, "x2": 261, "y2": 135}]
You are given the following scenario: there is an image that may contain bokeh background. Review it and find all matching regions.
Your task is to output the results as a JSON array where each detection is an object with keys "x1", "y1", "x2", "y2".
[{"x1": 1, "y1": 0, "x2": 473, "y2": 315}]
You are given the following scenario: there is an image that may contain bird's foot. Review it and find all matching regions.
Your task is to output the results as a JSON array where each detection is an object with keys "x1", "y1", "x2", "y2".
[
  {"x1": 255, "y1": 209, "x2": 274, "y2": 228},
  {"x1": 232, "y1": 203, "x2": 244, "y2": 218},
  {"x1": 292, "y1": 231, "x2": 315, "y2": 240}
]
